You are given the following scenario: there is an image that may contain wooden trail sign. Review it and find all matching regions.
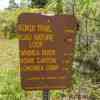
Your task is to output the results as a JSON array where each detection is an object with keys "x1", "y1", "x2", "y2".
[{"x1": 16, "y1": 13, "x2": 78, "y2": 90}]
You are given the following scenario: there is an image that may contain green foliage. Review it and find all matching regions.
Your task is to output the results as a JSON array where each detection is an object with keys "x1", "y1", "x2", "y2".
[
  {"x1": 56, "y1": 0, "x2": 63, "y2": 15},
  {"x1": 0, "y1": 39, "x2": 20, "y2": 99},
  {"x1": 20, "y1": 0, "x2": 29, "y2": 7},
  {"x1": 0, "y1": 8, "x2": 47, "y2": 39},
  {"x1": 0, "y1": 68, "x2": 26, "y2": 100},
  {"x1": 8, "y1": 0, "x2": 18, "y2": 9},
  {"x1": 30, "y1": 0, "x2": 48, "y2": 8}
]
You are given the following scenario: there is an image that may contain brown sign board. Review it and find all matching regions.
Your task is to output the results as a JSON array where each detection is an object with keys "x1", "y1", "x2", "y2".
[{"x1": 16, "y1": 13, "x2": 78, "y2": 90}]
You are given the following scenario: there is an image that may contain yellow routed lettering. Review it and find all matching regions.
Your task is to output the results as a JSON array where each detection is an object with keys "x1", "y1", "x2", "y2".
[
  {"x1": 34, "y1": 34, "x2": 54, "y2": 41},
  {"x1": 29, "y1": 41, "x2": 43, "y2": 48},
  {"x1": 21, "y1": 66, "x2": 44, "y2": 72},
  {"x1": 17, "y1": 24, "x2": 36, "y2": 32},
  {"x1": 27, "y1": 77, "x2": 41, "y2": 80},
  {"x1": 21, "y1": 58, "x2": 35, "y2": 64},
  {"x1": 42, "y1": 49, "x2": 56, "y2": 56},
  {"x1": 16, "y1": 34, "x2": 32, "y2": 40},
  {"x1": 36, "y1": 57, "x2": 56, "y2": 64},
  {"x1": 45, "y1": 65, "x2": 58, "y2": 71},
  {"x1": 18, "y1": 24, "x2": 53, "y2": 33},
  {"x1": 64, "y1": 28, "x2": 74, "y2": 33},
  {"x1": 37, "y1": 24, "x2": 52, "y2": 33}
]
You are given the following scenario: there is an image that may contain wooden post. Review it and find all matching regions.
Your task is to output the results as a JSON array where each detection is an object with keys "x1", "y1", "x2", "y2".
[{"x1": 43, "y1": 90, "x2": 50, "y2": 100}]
